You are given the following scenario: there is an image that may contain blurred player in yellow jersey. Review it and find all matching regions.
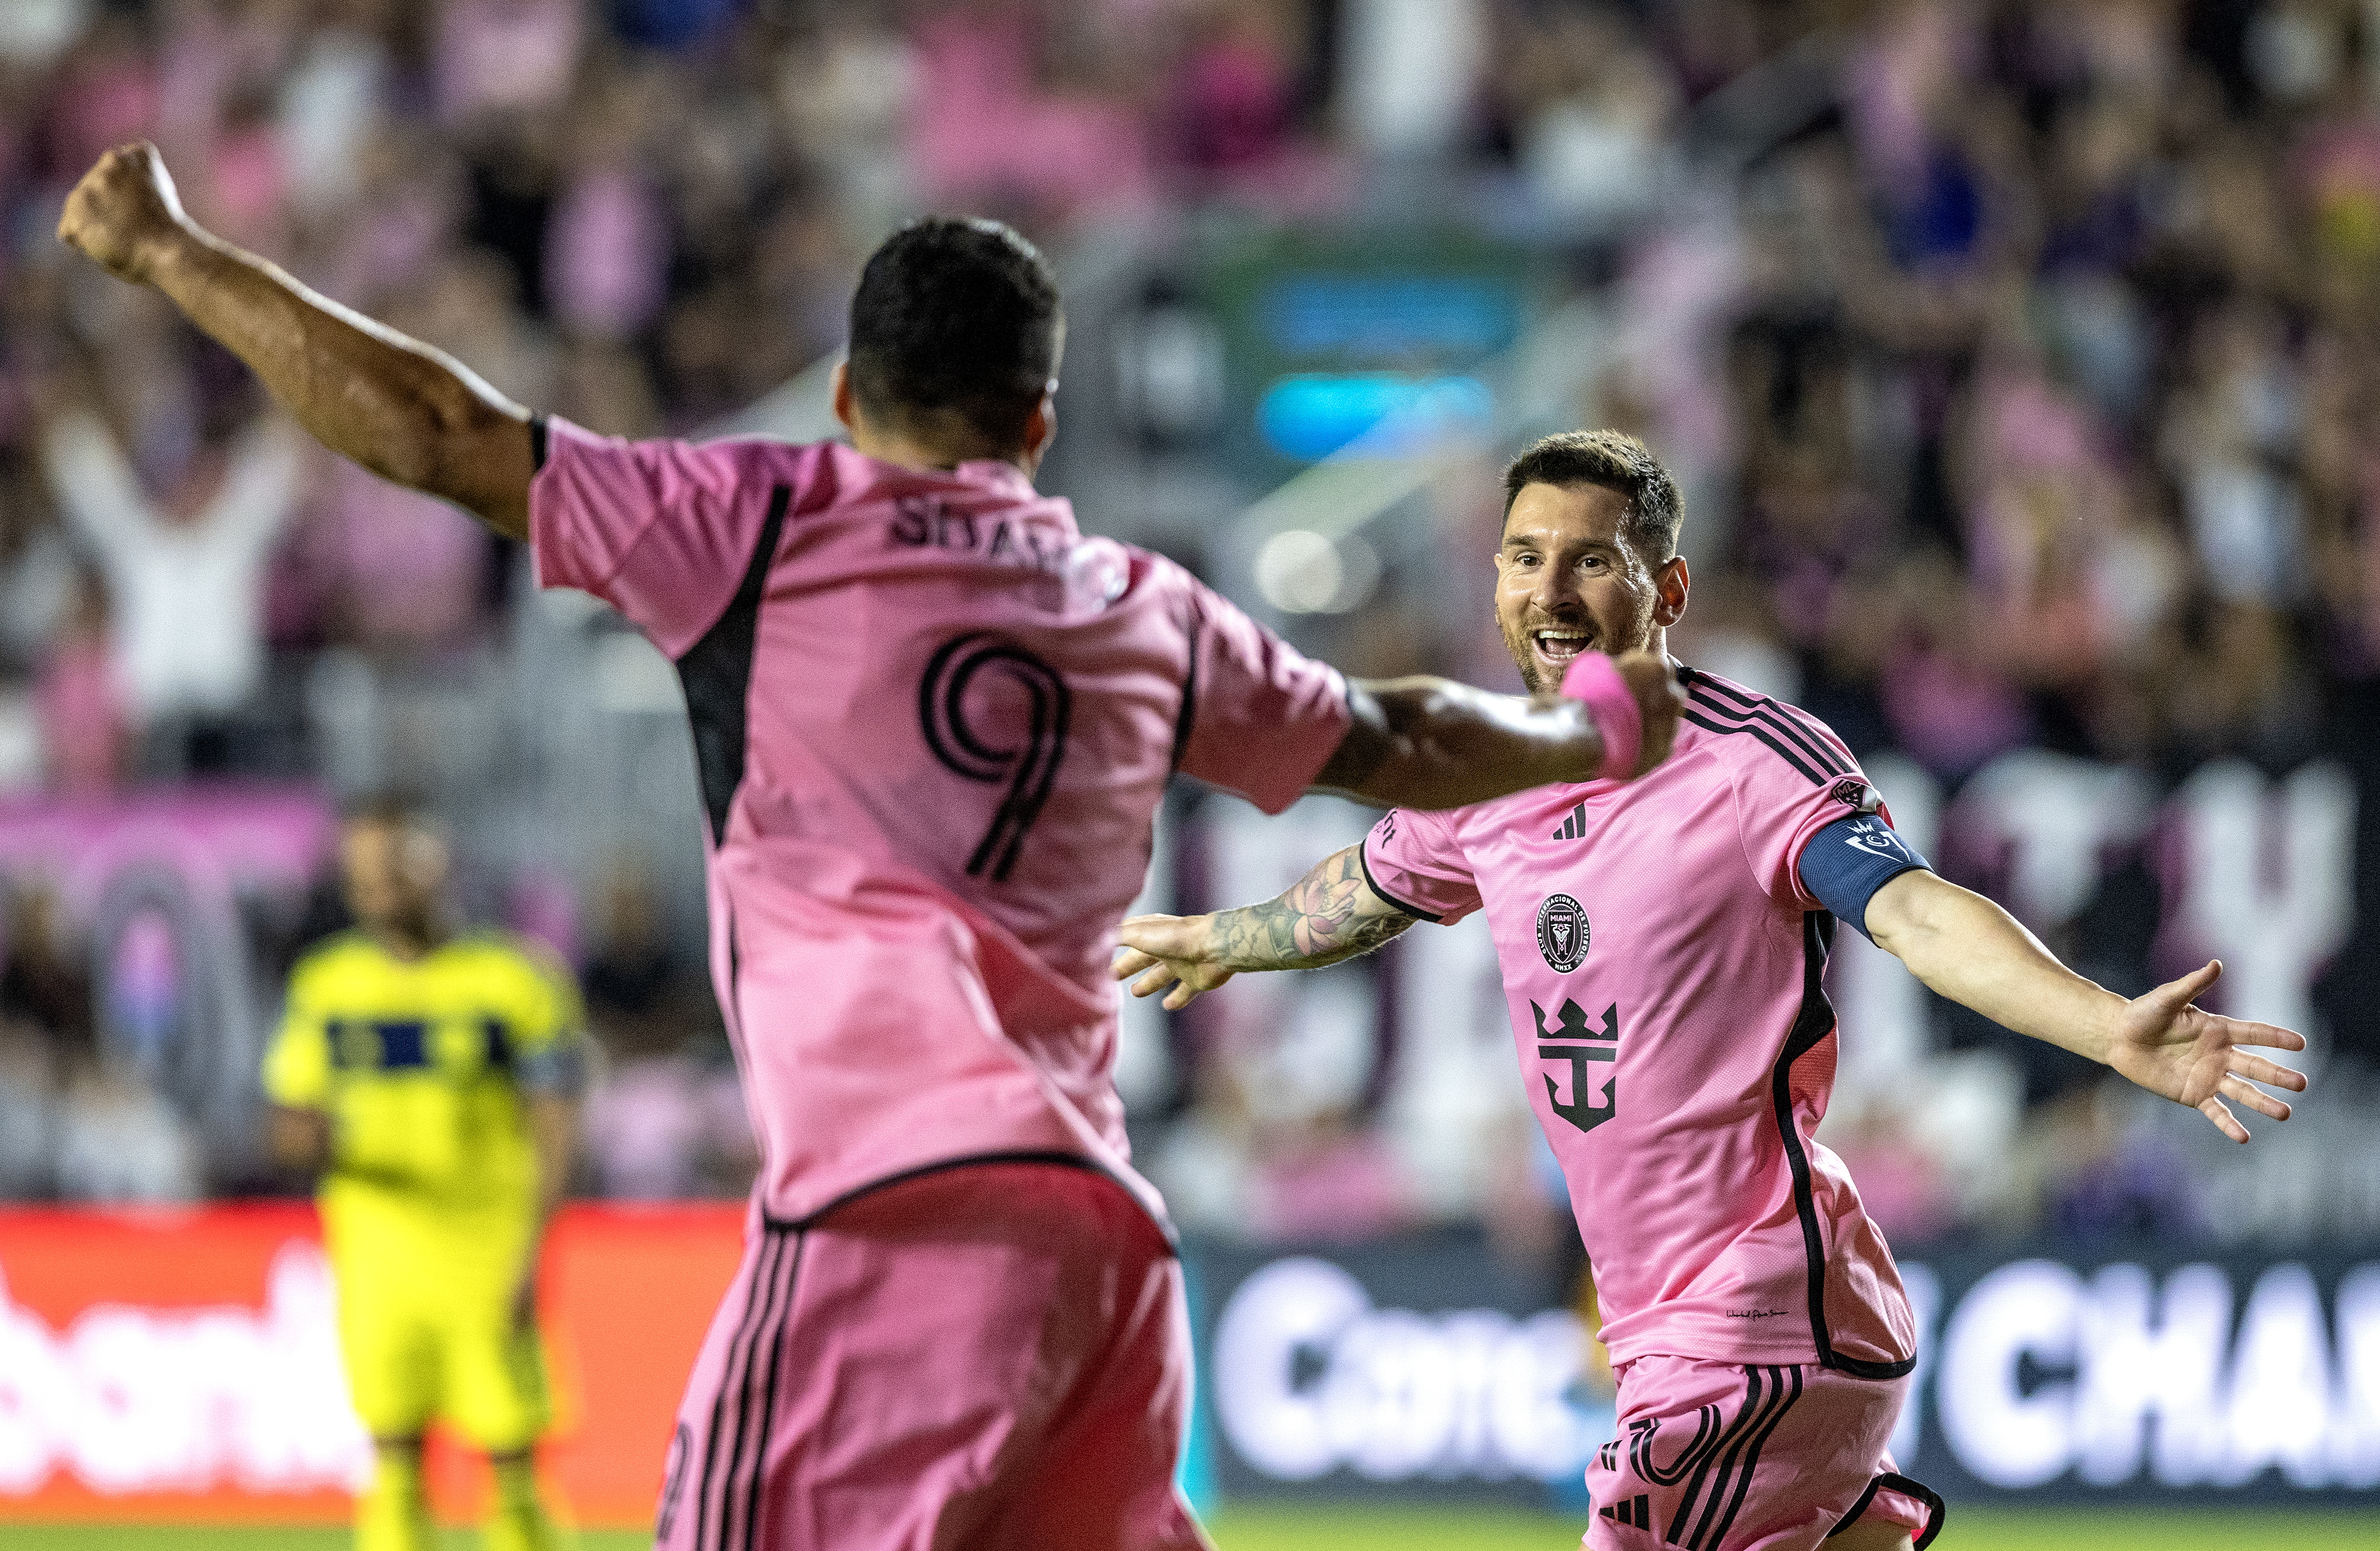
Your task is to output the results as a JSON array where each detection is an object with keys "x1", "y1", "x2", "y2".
[{"x1": 263, "y1": 800, "x2": 585, "y2": 1551}]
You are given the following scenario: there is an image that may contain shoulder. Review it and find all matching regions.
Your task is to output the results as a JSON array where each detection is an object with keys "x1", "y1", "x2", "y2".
[
  {"x1": 1105, "y1": 542, "x2": 1196, "y2": 606},
  {"x1": 450, "y1": 930, "x2": 574, "y2": 984},
  {"x1": 1674, "y1": 666, "x2": 1861, "y2": 794},
  {"x1": 1372, "y1": 800, "x2": 1472, "y2": 852},
  {"x1": 548, "y1": 424, "x2": 846, "y2": 502}
]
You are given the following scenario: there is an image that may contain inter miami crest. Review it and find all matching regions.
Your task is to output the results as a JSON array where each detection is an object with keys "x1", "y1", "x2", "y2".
[{"x1": 1537, "y1": 893, "x2": 1589, "y2": 971}]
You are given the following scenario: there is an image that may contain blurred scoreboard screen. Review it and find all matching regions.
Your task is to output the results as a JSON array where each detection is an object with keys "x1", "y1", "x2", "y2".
[{"x1": 1125, "y1": 230, "x2": 1538, "y2": 471}]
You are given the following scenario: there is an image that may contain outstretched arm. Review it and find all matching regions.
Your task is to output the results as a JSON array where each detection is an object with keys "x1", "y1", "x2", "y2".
[
  {"x1": 1115, "y1": 843, "x2": 1416, "y2": 1009},
  {"x1": 56, "y1": 142, "x2": 536, "y2": 538},
  {"x1": 1314, "y1": 653, "x2": 1683, "y2": 810},
  {"x1": 1864, "y1": 869, "x2": 2309, "y2": 1142}
]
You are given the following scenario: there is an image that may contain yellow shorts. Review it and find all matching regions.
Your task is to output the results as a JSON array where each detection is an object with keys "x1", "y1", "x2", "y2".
[{"x1": 327, "y1": 1207, "x2": 551, "y2": 1452}]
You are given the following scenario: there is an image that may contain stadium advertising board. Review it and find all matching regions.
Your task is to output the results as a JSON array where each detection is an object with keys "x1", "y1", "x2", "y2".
[
  {"x1": 0, "y1": 1203, "x2": 741, "y2": 1525},
  {"x1": 1192, "y1": 1237, "x2": 2380, "y2": 1508},
  {"x1": 1193, "y1": 1234, "x2": 1611, "y2": 1505}
]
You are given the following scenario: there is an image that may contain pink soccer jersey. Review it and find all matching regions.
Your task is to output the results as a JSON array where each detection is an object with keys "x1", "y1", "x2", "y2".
[
  {"x1": 1362, "y1": 666, "x2": 1916, "y2": 1375},
  {"x1": 529, "y1": 418, "x2": 1350, "y2": 1225}
]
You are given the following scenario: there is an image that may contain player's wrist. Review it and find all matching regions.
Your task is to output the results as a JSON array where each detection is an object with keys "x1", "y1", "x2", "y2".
[
  {"x1": 137, "y1": 220, "x2": 209, "y2": 292},
  {"x1": 1559, "y1": 652, "x2": 1643, "y2": 781}
]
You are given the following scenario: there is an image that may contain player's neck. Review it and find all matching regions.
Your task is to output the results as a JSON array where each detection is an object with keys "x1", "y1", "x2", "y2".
[
  {"x1": 369, "y1": 916, "x2": 449, "y2": 962},
  {"x1": 844, "y1": 423, "x2": 1040, "y2": 482}
]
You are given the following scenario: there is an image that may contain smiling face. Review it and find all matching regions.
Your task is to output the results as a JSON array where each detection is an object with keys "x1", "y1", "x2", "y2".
[{"x1": 1494, "y1": 481, "x2": 1689, "y2": 692}]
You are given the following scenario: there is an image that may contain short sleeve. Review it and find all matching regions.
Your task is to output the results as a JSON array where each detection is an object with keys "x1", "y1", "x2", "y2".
[
  {"x1": 1720, "y1": 704, "x2": 1898, "y2": 911},
  {"x1": 262, "y1": 965, "x2": 333, "y2": 1109},
  {"x1": 1173, "y1": 573, "x2": 1352, "y2": 815},
  {"x1": 528, "y1": 416, "x2": 801, "y2": 658},
  {"x1": 1358, "y1": 806, "x2": 1482, "y2": 925},
  {"x1": 505, "y1": 942, "x2": 589, "y2": 1096}
]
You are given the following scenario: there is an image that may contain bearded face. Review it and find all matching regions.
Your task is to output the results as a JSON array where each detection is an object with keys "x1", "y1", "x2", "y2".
[{"x1": 1494, "y1": 482, "x2": 1672, "y2": 693}]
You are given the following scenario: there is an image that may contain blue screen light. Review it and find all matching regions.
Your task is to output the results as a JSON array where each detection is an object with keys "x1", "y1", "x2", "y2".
[
  {"x1": 1261, "y1": 276, "x2": 1522, "y2": 358},
  {"x1": 1256, "y1": 374, "x2": 1495, "y2": 461}
]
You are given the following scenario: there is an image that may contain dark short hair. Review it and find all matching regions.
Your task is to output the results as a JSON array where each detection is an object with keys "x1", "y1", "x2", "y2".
[
  {"x1": 847, "y1": 217, "x2": 1062, "y2": 454},
  {"x1": 1500, "y1": 430, "x2": 1683, "y2": 563}
]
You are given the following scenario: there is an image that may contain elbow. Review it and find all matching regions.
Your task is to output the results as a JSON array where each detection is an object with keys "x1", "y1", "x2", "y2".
[
  {"x1": 360, "y1": 375, "x2": 514, "y2": 502},
  {"x1": 367, "y1": 428, "x2": 443, "y2": 494},
  {"x1": 1329, "y1": 679, "x2": 1479, "y2": 809}
]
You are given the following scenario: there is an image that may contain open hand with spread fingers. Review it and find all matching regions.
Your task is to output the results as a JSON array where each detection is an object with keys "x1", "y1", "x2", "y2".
[
  {"x1": 1113, "y1": 914, "x2": 1235, "y2": 1012},
  {"x1": 2108, "y1": 959, "x2": 2309, "y2": 1143}
]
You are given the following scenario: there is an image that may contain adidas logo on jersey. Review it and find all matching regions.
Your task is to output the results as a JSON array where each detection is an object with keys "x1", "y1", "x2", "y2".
[
  {"x1": 1599, "y1": 1493, "x2": 1651, "y2": 1530},
  {"x1": 1551, "y1": 801, "x2": 1587, "y2": 840}
]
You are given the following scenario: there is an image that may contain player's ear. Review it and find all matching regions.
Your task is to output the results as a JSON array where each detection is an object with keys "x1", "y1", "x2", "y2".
[
  {"x1": 1653, "y1": 555, "x2": 1690, "y2": 627},
  {"x1": 1021, "y1": 385, "x2": 1057, "y2": 465},
  {"x1": 830, "y1": 359, "x2": 856, "y2": 437}
]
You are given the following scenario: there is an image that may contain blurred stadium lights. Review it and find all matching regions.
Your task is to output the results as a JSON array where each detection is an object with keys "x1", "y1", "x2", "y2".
[
  {"x1": 1255, "y1": 372, "x2": 1495, "y2": 463},
  {"x1": 1223, "y1": 295, "x2": 1612, "y2": 629},
  {"x1": 1253, "y1": 529, "x2": 1382, "y2": 617}
]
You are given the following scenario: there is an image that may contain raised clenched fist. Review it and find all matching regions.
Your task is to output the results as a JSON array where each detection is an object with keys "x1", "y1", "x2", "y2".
[
  {"x1": 1611, "y1": 649, "x2": 1685, "y2": 777},
  {"x1": 56, "y1": 141, "x2": 193, "y2": 287}
]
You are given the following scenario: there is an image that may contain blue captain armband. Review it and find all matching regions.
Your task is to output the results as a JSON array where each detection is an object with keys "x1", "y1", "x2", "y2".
[{"x1": 1797, "y1": 815, "x2": 1931, "y2": 941}]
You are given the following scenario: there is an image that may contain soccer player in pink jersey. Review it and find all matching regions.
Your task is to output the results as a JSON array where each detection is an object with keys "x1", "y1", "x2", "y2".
[
  {"x1": 1117, "y1": 430, "x2": 2314, "y2": 1551},
  {"x1": 57, "y1": 145, "x2": 1690, "y2": 1550}
]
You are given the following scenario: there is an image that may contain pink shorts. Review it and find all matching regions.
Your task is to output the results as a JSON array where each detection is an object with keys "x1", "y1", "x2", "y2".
[
  {"x1": 1583, "y1": 1355, "x2": 1943, "y2": 1551},
  {"x1": 654, "y1": 1159, "x2": 1208, "y2": 1551}
]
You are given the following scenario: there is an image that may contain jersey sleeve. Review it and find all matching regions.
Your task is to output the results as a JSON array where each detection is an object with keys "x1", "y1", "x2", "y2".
[
  {"x1": 504, "y1": 941, "x2": 589, "y2": 1097},
  {"x1": 1721, "y1": 706, "x2": 1913, "y2": 914},
  {"x1": 1357, "y1": 806, "x2": 1482, "y2": 925},
  {"x1": 528, "y1": 415, "x2": 800, "y2": 658},
  {"x1": 1173, "y1": 572, "x2": 1352, "y2": 815},
  {"x1": 1797, "y1": 815, "x2": 1932, "y2": 940},
  {"x1": 261, "y1": 960, "x2": 334, "y2": 1110}
]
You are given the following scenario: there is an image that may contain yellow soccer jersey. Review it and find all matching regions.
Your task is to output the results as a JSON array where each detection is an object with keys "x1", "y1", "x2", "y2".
[{"x1": 264, "y1": 930, "x2": 585, "y2": 1224}]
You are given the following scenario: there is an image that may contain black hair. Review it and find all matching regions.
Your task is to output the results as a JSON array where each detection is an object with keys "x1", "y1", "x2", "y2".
[
  {"x1": 1500, "y1": 430, "x2": 1683, "y2": 563},
  {"x1": 847, "y1": 217, "x2": 1062, "y2": 455}
]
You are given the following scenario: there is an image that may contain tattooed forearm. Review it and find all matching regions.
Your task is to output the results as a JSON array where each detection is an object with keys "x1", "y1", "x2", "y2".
[{"x1": 1206, "y1": 845, "x2": 1416, "y2": 971}]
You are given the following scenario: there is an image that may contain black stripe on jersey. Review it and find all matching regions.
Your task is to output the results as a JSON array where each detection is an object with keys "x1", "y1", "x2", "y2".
[
  {"x1": 1170, "y1": 622, "x2": 1200, "y2": 773},
  {"x1": 1678, "y1": 706, "x2": 1826, "y2": 785},
  {"x1": 1774, "y1": 912, "x2": 1917, "y2": 1382},
  {"x1": 1689, "y1": 691, "x2": 1849, "y2": 781},
  {"x1": 1682, "y1": 669, "x2": 1847, "y2": 760},
  {"x1": 760, "y1": 1149, "x2": 1182, "y2": 1254},
  {"x1": 1695, "y1": 1364, "x2": 1803, "y2": 1551},
  {"x1": 678, "y1": 484, "x2": 794, "y2": 845},
  {"x1": 1357, "y1": 838, "x2": 1445, "y2": 923},
  {"x1": 1680, "y1": 673, "x2": 1850, "y2": 781}
]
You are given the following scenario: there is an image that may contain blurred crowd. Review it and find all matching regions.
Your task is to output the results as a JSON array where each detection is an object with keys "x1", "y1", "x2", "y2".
[{"x1": 0, "y1": 0, "x2": 2376, "y2": 1253}]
